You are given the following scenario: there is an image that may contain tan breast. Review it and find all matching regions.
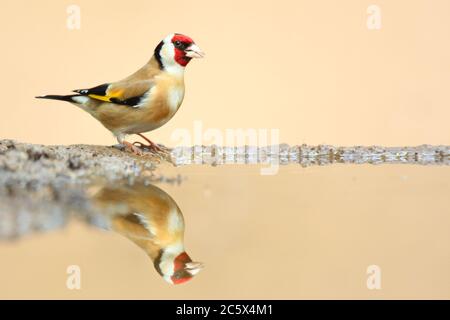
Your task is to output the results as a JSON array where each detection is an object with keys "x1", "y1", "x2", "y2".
[{"x1": 92, "y1": 73, "x2": 184, "y2": 135}]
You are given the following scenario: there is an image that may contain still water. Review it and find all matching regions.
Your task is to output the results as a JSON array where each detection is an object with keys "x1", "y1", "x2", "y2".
[{"x1": 0, "y1": 159, "x2": 449, "y2": 299}]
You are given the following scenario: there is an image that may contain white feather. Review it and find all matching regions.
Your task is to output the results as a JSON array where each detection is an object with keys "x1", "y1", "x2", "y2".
[
  {"x1": 72, "y1": 96, "x2": 89, "y2": 104},
  {"x1": 167, "y1": 87, "x2": 185, "y2": 112},
  {"x1": 167, "y1": 206, "x2": 184, "y2": 232},
  {"x1": 159, "y1": 33, "x2": 185, "y2": 77}
]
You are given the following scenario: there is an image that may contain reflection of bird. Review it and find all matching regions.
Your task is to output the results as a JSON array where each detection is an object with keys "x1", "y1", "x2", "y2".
[
  {"x1": 93, "y1": 183, "x2": 203, "y2": 285},
  {"x1": 36, "y1": 33, "x2": 204, "y2": 154}
]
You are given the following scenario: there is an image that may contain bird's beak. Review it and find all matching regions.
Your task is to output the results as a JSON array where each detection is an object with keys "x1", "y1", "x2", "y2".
[
  {"x1": 185, "y1": 261, "x2": 204, "y2": 275},
  {"x1": 185, "y1": 44, "x2": 205, "y2": 58}
]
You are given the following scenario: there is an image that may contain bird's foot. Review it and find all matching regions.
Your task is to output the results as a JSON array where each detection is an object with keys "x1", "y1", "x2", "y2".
[
  {"x1": 134, "y1": 133, "x2": 165, "y2": 153},
  {"x1": 133, "y1": 141, "x2": 163, "y2": 153},
  {"x1": 123, "y1": 141, "x2": 144, "y2": 156}
]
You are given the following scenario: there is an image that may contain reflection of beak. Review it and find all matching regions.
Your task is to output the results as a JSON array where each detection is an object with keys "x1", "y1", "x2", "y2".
[
  {"x1": 185, "y1": 44, "x2": 205, "y2": 58},
  {"x1": 185, "y1": 261, "x2": 204, "y2": 275}
]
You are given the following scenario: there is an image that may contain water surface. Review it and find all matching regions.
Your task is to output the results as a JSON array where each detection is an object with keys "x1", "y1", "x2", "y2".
[{"x1": 0, "y1": 160, "x2": 449, "y2": 299}]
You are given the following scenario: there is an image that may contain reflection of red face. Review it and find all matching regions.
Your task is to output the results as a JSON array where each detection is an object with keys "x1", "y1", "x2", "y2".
[
  {"x1": 172, "y1": 275, "x2": 193, "y2": 285},
  {"x1": 171, "y1": 251, "x2": 193, "y2": 285},
  {"x1": 174, "y1": 251, "x2": 192, "y2": 270},
  {"x1": 171, "y1": 34, "x2": 195, "y2": 67}
]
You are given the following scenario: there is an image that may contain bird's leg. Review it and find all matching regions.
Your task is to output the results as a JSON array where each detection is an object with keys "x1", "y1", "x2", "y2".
[{"x1": 133, "y1": 133, "x2": 163, "y2": 152}]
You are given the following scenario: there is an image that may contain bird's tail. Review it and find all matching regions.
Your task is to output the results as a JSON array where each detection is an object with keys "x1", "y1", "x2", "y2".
[{"x1": 35, "y1": 94, "x2": 81, "y2": 103}]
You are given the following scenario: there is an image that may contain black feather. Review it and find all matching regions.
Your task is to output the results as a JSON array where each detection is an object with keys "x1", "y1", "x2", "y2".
[
  {"x1": 73, "y1": 83, "x2": 109, "y2": 96},
  {"x1": 35, "y1": 94, "x2": 80, "y2": 102},
  {"x1": 154, "y1": 40, "x2": 165, "y2": 70},
  {"x1": 110, "y1": 96, "x2": 143, "y2": 107}
]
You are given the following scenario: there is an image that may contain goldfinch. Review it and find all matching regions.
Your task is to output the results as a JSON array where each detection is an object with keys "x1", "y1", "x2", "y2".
[
  {"x1": 36, "y1": 33, "x2": 204, "y2": 154},
  {"x1": 93, "y1": 183, "x2": 203, "y2": 285}
]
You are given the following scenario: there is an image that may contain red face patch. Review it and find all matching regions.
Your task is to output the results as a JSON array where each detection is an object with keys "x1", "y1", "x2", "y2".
[
  {"x1": 172, "y1": 275, "x2": 193, "y2": 285},
  {"x1": 170, "y1": 251, "x2": 194, "y2": 285},
  {"x1": 171, "y1": 34, "x2": 194, "y2": 67},
  {"x1": 172, "y1": 34, "x2": 194, "y2": 44},
  {"x1": 173, "y1": 251, "x2": 192, "y2": 271}
]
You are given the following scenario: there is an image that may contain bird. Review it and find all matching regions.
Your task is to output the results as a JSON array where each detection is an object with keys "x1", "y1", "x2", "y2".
[
  {"x1": 36, "y1": 33, "x2": 204, "y2": 155},
  {"x1": 92, "y1": 182, "x2": 203, "y2": 285}
]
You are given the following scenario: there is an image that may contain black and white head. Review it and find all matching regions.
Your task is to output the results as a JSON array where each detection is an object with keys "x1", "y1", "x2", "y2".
[
  {"x1": 156, "y1": 249, "x2": 204, "y2": 285},
  {"x1": 154, "y1": 33, "x2": 204, "y2": 74}
]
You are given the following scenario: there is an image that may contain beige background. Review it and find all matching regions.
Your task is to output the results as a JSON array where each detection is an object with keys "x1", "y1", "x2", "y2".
[{"x1": 0, "y1": 0, "x2": 449, "y2": 146}]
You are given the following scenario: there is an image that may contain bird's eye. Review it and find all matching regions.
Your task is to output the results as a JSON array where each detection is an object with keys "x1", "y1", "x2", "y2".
[{"x1": 174, "y1": 40, "x2": 181, "y2": 47}]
